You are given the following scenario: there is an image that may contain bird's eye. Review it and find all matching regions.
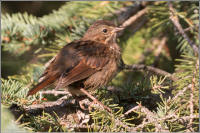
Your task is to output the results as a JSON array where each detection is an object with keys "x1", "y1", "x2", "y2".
[{"x1": 102, "y1": 29, "x2": 108, "y2": 33}]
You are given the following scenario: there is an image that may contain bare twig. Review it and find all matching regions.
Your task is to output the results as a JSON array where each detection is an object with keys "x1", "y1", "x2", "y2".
[
  {"x1": 124, "y1": 105, "x2": 140, "y2": 115},
  {"x1": 109, "y1": 2, "x2": 144, "y2": 25},
  {"x1": 121, "y1": 8, "x2": 147, "y2": 28},
  {"x1": 119, "y1": 15, "x2": 148, "y2": 39},
  {"x1": 169, "y1": 84, "x2": 191, "y2": 103},
  {"x1": 184, "y1": 26, "x2": 198, "y2": 32},
  {"x1": 154, "y1": 37, "x2": 167, "y2": 57},
  {"x1": 122, "y1": 64, "x2": 177, "y2": 81},
  {"x1": 187, "y1": 60, "x2": 198, "y2": 132},
  {"x1": 118, "y1": 8, "x2": 148, "y2": 36},
  {"x1": 123, "y1": 104, "x2": 169, "y2": 131},
  {"x1": 124, "y1": 82, "x2": 197, "y2": 131},
  {"x1": 140, "y1": 105, "x2": 164, "y2": 132},
  {"x1": 188, "y1": 86, "x2": 194, "y2": 132},
  {"x1": 133, "y1": 113, "x2": 169, "y2": 131},
  {"x1": 24, "y1": 98, "x2": 76, "y2": 114},
  {"x1": 60, "y1": 122, "x2": 102, "y2": 130},
  {"x1": 129, "y1": 16, "x2": 147, "y2": 35},
  {"x1": 127, "y1": 105, "x2": 171, "y2": 131},
  {"x1": 168, "y1": 2, "x2": 198, "y2": 54},
  {"x1": 153, "y1": 37, "x2": 167, "y2": 66},
  {"x1": 168, "y1": 115, "x2": 198, "y2": 123},
  {"x1": 40, "y1": 90, "x2": 72, "y2": 96},
  {"x1": 130, "y1": 111, "x2": 198, "y2": 132}
]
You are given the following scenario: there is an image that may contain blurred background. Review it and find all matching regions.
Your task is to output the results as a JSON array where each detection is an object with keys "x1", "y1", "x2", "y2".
[
  {"x1": 2, "y1": 1, "x2": 65, "y2": 77},
  {"x1": 2, "y1": 1, "x2": 65, "y2": 17}
]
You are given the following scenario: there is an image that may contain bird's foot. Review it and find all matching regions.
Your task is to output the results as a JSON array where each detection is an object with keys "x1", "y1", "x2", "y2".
[
  {"x1": 89, "y1": 99, "x2": 112, "y2": 112},
  {"x1": 76, "y1": 96, "x2": 90, "y2": 110},
  {"x1": 78, "y1": 99, "x2": 89, "y2": 111},
  {"x1": 79, "y1": 88, "x2": 112, "y2": 112}
]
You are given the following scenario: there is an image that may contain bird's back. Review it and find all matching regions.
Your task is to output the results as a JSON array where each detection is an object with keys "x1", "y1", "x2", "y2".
[{"x1": 28, "y1": 40, "x2": 120, "y2": 96}]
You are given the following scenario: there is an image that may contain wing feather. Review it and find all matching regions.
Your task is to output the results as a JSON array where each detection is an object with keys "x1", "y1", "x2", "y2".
[{"x1": 28, "y1": 40, "x2": 111, "y2": 95}]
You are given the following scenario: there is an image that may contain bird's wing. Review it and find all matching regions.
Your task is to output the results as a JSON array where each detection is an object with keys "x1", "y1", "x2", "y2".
[
  {"x1": 28, "y1": 40, "x2": 111, "y2": 95},
  {"x1": 58, "y1": 40, "x2": 111, "y2": 86}
]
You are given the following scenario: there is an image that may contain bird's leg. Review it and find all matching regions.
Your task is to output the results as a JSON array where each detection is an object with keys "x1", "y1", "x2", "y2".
[
  {"x1": 39, "y1": 91, "x2": 43, "y2": 101},
  {"x1": 80, "y1": 88, "x2": 112, "y2": 112}
]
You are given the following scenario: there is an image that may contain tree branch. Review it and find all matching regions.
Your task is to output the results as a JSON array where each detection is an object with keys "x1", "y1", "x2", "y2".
[
  {"x1": 108, "y1": 2, "x2": 144, "y2": 25},
  {"x1": 120, "y1": 8, "x2": 147, "y2": 28},
  {"x1": 168, "y1": 2, "x2": 198, "y2": 55},
  {"x1": 168, "y1": 84, "x2": 191, "y2": 103},
  {"x1": 117, "y1": 7, "x2": 148, "y2": 37},
  {"x1": 187, "y1": 59, "x2": 198, "y2": 132},
  {"x1": 40, "y1": 90, "x2": 71, "y2": 96},
  {"x1": 23, "y1": 97, "x2": 76, "y2": 115},
  {"x1": 124, "y1": 105, "x2": 140, "y2": 116},
  {"x1": 153, "y1": 37, "x2": 167, "y2": 67},
  {"x1": 122, "y1": 63, "x2": 177, "y2": 81}
]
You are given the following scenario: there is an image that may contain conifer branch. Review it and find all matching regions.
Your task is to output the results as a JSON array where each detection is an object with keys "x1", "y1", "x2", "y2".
[
  {"x1": 110, "y1": 2, "x2": 143, "y2": 25},
  {"x1": 187, "y1": 60, "x2": 198, "y2": 131},
  {"x1": 168, "y1": 2, "x2": 198, "y2": 55},
  {"x1": 120, "y1": 8, "x2": 147, "y2": 28},
  {"x1": 122, "y1": 64, "x2": 177, "y2": 81},
  {"x1": 24, "y1": 98, "x2": 76, "y2": 115},
  {"x1": 118, "y1": 8, "x2": 148, "y2": 36},
  {"x1": 2, "y1": 2, "x2": 198, "y2": 132}
]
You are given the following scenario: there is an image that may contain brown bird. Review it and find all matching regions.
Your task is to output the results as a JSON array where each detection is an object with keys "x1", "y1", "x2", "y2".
[{"x1": 27, "y1": 20, "x2": 123, "y2": 112}]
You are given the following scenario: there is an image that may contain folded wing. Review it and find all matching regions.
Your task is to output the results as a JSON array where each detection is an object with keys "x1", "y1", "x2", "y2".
[{"x1": 27, "y1": 40, "x2": 111, "y2": 96}]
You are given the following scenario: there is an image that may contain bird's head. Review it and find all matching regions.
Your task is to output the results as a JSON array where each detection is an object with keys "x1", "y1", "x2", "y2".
[{"x1": 83, "y1": 20, "x2": 123, "y2": 44}]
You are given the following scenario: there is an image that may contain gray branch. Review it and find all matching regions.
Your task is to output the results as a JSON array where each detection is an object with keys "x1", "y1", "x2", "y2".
[
  {"x1": 168, "y1": 2, "x2": 198, "y2": 54},
  {"x1": 122, "y1": 63, "x2": 177, "y2": 81}
]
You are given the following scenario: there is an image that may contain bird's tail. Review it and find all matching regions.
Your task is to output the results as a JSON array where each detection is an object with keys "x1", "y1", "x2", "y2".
[{"x1": 27, "y1": 75, "x2": 58, "y2": 96}]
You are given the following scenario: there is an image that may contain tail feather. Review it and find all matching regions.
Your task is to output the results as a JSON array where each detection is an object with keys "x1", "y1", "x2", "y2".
[{"x1": 27, "y1": 75, "x2": 58, "y2": 96}]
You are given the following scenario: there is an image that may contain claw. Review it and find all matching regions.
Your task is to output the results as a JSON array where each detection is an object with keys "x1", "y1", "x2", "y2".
[{"x1": 79, "y1": 100, "x2": 88, "y2": 110}]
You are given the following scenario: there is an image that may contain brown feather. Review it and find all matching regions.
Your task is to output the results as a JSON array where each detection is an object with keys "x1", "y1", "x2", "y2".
[
  {"x1": 61, "y1": 61, "x2": 96, "y2": 86},
  {"x1": 27, "y1": 74, "x2": 59, "y2": 96},
  {"x1": 28, "y1": 37, "x2": 119, "y2": 96}
]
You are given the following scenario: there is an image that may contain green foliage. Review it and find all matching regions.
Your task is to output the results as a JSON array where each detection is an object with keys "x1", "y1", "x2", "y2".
[
  {"x1": 174, "y1": 54, "x2": 199, "y2": 90},
  {"x1": 2, "y1": 13, "x2": 55, "y2": 55},
  {"x1": 148, "y1": 1, "x2": 199, "y2": 54},
  {"x1": 1, "y1": 78, "x2": 38, "y2": 106},
  {"x1": 1, "y1": 1, "x2": 199, "y2": 132},
  {"x1": 1, "y1": 1, "x2": 128, "y2": 57},
  {"x1": 24, "y1": 111, "x2": 65, "y2": 132}
]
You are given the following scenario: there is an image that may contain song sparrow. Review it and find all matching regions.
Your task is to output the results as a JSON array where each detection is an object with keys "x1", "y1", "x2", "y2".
[{"x1": 28, "y1": 20, "x2": 123, "y2": 112}]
